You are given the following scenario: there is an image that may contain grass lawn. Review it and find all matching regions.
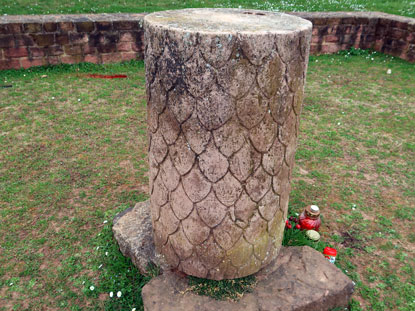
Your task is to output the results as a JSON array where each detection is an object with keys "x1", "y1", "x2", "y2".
[
  {"x1": 0, "y1": 0, "x2": 414, "y2": 18},
  {"x1": 1, "y1": 51, "x2": 415, "y2": 310}
]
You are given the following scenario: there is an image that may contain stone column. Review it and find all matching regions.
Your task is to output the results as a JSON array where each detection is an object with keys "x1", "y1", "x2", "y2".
[{"x1": 144, "y1": 8, "x2": 312, "y2": 280}]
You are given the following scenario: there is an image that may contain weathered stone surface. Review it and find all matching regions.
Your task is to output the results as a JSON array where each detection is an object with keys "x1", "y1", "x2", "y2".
[
  {"x1": 141, "y1": 246, "x2": 355, "y2": 311},
  {"x1": 144, "y1": 8, "x2": 312, "y2": 279},
  {"x1": 112, "y1": 201, "x2": 168, "y2": 274}
]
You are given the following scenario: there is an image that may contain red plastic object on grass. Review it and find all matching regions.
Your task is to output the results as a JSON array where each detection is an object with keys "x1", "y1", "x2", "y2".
[
  {"x1": 86, "y1": 74, "x2": 127, "y2": 79},
  {"x1": 323, "y1": 247, "x2": 337, "y2": 263},
  {"x1": 299, "y1": 205, "x2": 321, "y2": 231}
]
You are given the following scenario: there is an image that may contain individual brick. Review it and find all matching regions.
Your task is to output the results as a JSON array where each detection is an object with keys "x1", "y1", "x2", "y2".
[
  {"x1": 43, "y1": 22, "x2": 58, "y2": 32},
  {"x1": 119, "y1": 31, "x2": 134, "y2": 42},
  {"x1": 81, "y1": 43, "x2": 96, "y2": 55},
  {"x1": 47, "y1": 56, "x2": 60, "y2": 65},
  {"x1": 0, "y1": 59, "x2": 20, "y2": 70},
  {"x1": 0, "y1": 35, "x2": 15, "y2": 48},
  {"x1": 55, "y1": 34, "x2": 70, "y2": 45},
  {"x1": 0, "y1": 25, "x2": 8, "y2": 34},
  {"x1": 58, "y1": 22, "x2": 75, "y2": 32},
  {"x1": 4, "y1": 46, "x2": 29, "y2": 58},
  {"x1": 33, "y1": 34, "x2": 55, "y2": 46},
  {"x1": 61, "y1": 55, "x2": 83, "y2": 64},
  {"x1": 121, "y1": 52, "x2": 139, "y2": 61},
  {"x1": 113, "y1": 20, "x2": 138, "y2": 30},
  {"x1": 29, "y1": 47, "x2": 45, "y2": 58},
  {"x1": 7, "y1": 23, "x2": 23, "y2": 34},
  {"x1": 68, "y1": 33, "x2": 88, "y2": 45},
  {"x1": 46, "y1": 45, "x2": 64, "y2": 56},
  {"x1": 101, "y1": 52, "x2": 122, "y2": 63},
  {"x1": 75, "y1": 21, "x2": 95, "y2": 33},
  {"x1": 321, "y1": 43, "x2": 341, "y2": 53},
  {"x1": 116, "y1": 41, "x2": 132, "y2": 52},
  {"x1": 84, "y1": 54, "x2": 101, "y2": 64},
  {"x1": 63, "y1": 44, "x2": 82, "y2": 55},
  {"x1": 14, "y1": 34, "x2": 35, "y2": 47},
  {"x1": 20, "y1": 57, "x2": 45, "y2": 69},
  {"x1": 96, "y1": 21, "x2": 113, "y2": 31},
  {"x1": 23, "y1": 23, "x2": 42, "y2": 33},
  {"x1": 95, "y1": 33, "x2": 119, "y2": 53}
]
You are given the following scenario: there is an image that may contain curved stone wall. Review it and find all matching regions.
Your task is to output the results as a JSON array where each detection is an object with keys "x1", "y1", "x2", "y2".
[
  {"x1": 0, "y1": 13, "x2": 145, "y2": 70},
  {"x1": 0, "y1": 11, "x2": 414, "y2": 69},
  {"x1": 292, "y1": 12, "x2": 415, "y2": 61}
]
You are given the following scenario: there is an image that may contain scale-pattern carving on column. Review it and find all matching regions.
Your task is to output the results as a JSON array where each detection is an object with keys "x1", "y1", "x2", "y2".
[{"x1": 144, "y1": 8, "x2": 312, "y2": 280}]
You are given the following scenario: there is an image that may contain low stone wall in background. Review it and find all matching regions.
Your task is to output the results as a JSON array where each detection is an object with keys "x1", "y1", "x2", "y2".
[
  {"x1": 0, "y1": 13, "x2": 145, "y2": 70},
  {"x1": 0, "y1": 11, "x2": 414, "y2": 70},
  {"x1": 293, "y1": 11, "x2": 415, "y2": 61}
]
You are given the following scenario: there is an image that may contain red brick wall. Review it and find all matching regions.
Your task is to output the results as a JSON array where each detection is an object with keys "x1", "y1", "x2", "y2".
[
  {"x1": 0, "y1": 13, "x2": 145, "y2": 70},
  {"x1": 0, "y1": 11, "x2": 414, "y2": 70},
  {"x1": 291, "y1": 12, "x2": 415, "y2": 62}
]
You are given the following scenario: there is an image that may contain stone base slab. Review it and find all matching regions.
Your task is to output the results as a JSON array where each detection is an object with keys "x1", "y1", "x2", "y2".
[{"x1": 113, "y1": 201, "x2": 355, "y2": 311}]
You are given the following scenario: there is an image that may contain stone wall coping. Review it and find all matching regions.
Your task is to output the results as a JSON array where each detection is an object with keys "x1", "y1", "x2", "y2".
[
  {"x1": 291, "y1": 11, "x2": 415, "y2": 28},
  {"x1": 1, "y1": 11, "x2": 413, "y2": 25},
  {"x1": 0, "y1": 13, "x2": 146, "y2": 24}
]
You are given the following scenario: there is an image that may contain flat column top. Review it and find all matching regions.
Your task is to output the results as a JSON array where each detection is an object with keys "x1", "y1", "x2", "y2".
[{"x1": 144, "y1": 8, "x2": 312, "y2": 34}]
